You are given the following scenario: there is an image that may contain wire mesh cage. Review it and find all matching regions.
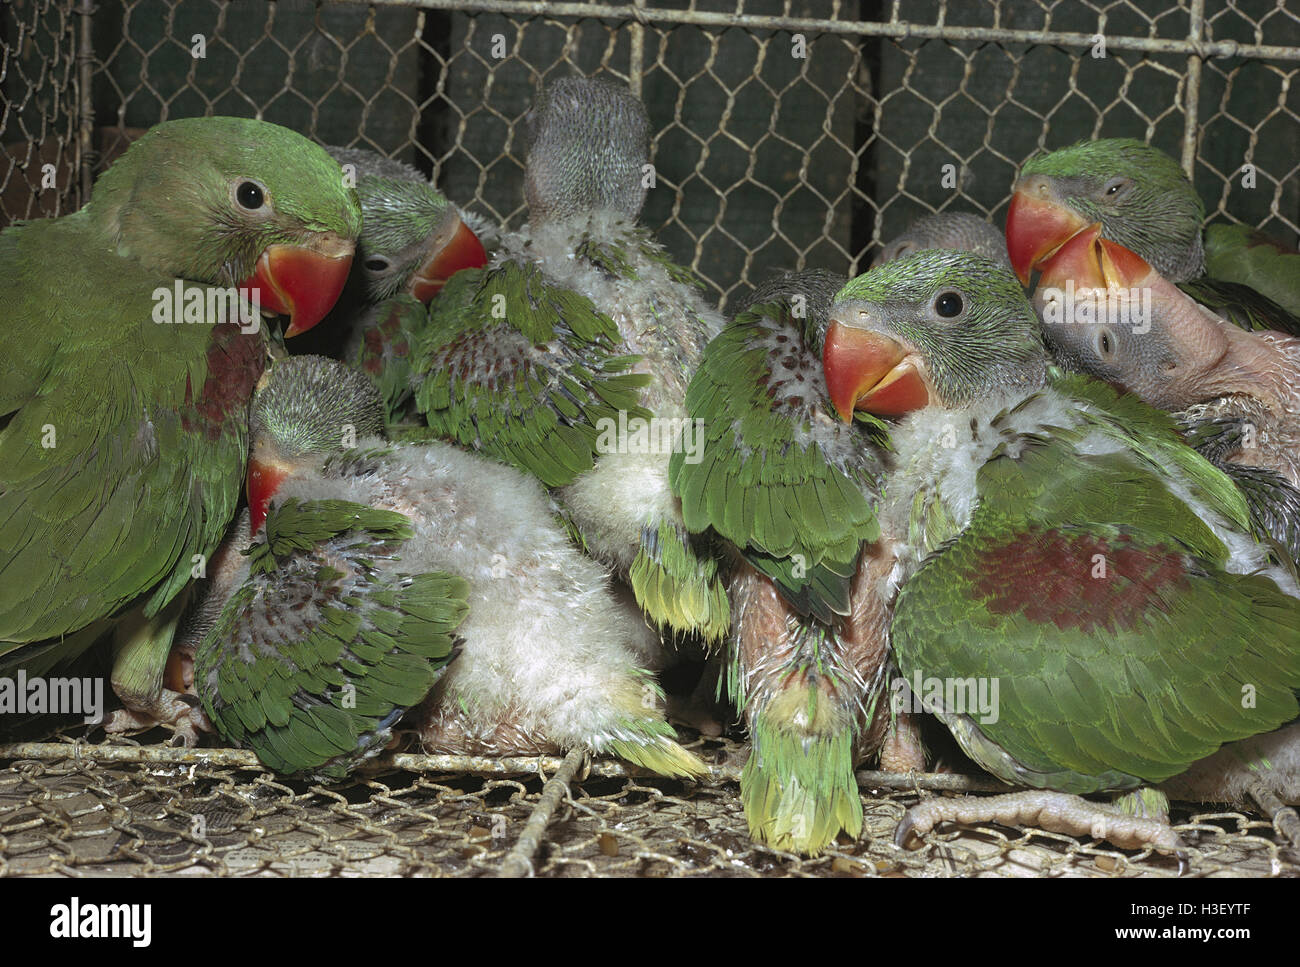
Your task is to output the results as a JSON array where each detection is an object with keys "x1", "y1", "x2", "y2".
[{"x1": 2, "y1": 0, "x2": 1300, "y2": 877}]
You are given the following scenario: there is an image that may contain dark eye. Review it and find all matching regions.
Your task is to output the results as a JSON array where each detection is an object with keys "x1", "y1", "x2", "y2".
[
  {"x1": 1103, "y1": 177, "x2": 1129, "y2": 198},
  {"x1": 1097, "y1": 329, "x2": 1115, "y2": 356},
  {"x1": 236, "y1": 181, "x2": 265, "y2": 210},
  {"x1": 364, "y1": 257, "x2": 390, "y2": 272},
  {"x1": 934, "y1": 291, "x2": 963, "y2": 318}
]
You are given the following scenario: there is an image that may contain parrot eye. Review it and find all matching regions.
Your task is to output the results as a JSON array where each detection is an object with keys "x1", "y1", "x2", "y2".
[
  {"x1": 1096, "y1": 328, "x2": 1116, "y2": 357},
  {"x1": 363, "y1": 257, "x2": 391, "y2": 273},
  {"x1": 235, "y1": 180, "x2": 266, "y2": 211},
  {"x1": 934, "y1": 291, "x2": 964, "y2": 318},
  {"x1": 1101, "y1": 177, "x2": 1132, "y2": 200}
]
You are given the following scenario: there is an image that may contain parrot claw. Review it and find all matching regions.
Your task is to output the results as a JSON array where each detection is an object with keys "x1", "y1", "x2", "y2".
[
  {"x1": 101, "y1": 688, "x2": 212, "y2": 746},
  {"x1": 893, "y1": 813, "x2": 922, "y2": 851},
  {"x1": 896, "y1": 790, "x2": 1190, "y2": 871}
]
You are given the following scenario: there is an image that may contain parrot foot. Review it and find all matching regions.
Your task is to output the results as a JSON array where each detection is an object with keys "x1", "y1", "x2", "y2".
[
  {"x1": 896, "y1": 790, "x2": 1190, "y2": 873},
  {"x1": 102, "y1": 688, "x2": 213, "y2": 747}
]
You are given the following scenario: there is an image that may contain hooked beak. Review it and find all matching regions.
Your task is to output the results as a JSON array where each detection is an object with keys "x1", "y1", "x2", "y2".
[
  {"x1": 240, "y1": 232, "x2": 355, "y2": 337},
  {"x1": 406, "y1": 217, "x2": 488, "y2": 303},
  {"x1": 1005, "y1": 175, "x2": 1089, "y2": 284},
  {"x1": 822, "y1": 320, "x2": 930, "y2": 422},
  {"x1": 1036, "y1": 223, "x2": 1154, "y2": 292}
]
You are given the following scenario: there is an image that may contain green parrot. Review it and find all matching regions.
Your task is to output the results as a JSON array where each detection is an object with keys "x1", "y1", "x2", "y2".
[
  {"x1": 670, "y1": 270, "x2": 898, "y2": 854},
  {"x1": 196, "y1": 355, "x2": 706, "y2": 780},
  {"x1": 191, "y1": 359, "x2": 468, "y2": 779},
  {"x1": 0, "y1": 116, "x2": 361, "y2": 731},
  {"x1": 326, "y1": 145, "x2": 489, "y2": 306},
  {"x1": 1006, "y1": 138, "x2": 1300, "y2": 333},
  {"x1": 1032, "y1": 224, "x2": 1300, "y2": 565},
  {"x1": 874, "y1": 211, "x2": 1010, "y2": 270},
  {"x1": 314, "y1": 146, "x2": 489, "y2": 422},
  {"x1": 412, "y1": 75, "x2": 729, "y2": 644},
  {"x1": 194, "y1": 497, "x2": 469, "y2": 780},
  {"x1": 822, "y1": 249, "x2": 1300, "y2": 866}
]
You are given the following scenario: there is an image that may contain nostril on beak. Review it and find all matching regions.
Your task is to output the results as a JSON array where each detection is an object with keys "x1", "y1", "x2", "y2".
[{"x1": 1025, "y1": 174, "x2": 1050, "y2": 198}]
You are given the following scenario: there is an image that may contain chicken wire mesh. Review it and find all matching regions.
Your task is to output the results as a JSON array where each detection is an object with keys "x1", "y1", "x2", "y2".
[
  {"x1": 3, "y1": 724, "x2": 1297, "y2": 877},
  {"x1": 2, "y1": 0, "x2": 1300, "y2": 877}
]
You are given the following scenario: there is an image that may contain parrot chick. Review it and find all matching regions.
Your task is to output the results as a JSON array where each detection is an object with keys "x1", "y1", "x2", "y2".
[
  {"x1": 822, "y1": 249, "x2": 1300, "y2": 868},
  {"x1": 321, "y1": 146, "x2": 490, "y2": 422},
  {"x1": 413, "y1": 75, "x2": 729, "y2": 646},
  {"x1": 671, "y1": 270, "x2": 899, "y2": 854},
  {"x1": 195, "y1": 355, "x2": 705, "y2": 781},
  {"x1": 874, "y1": 211, "x2": 1010, "y2": 270},
  {"x1": 1006, "y1": 137, "x2": 1300, "y2": 332},
  {"x1": 1, "y1": 116, "x2": 361, "y2": 733},
  {"x1": 326, "y1": 145, "x2": 489, "y2": 306},
  {"x1": 1033, "y1": 225, "x2": 1300, "y2": 563}
]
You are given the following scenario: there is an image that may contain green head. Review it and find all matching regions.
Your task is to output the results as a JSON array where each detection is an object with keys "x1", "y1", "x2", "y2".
[
  {"x1": 1009, "y1": 138, "x2": 1204, "y2": 282},
  {"x1": 524, "y1": 76, "x2": 651, "y2": 222},
  {"x1": 823, "y1": 250, "x2": 1050, "y2": 419},
  {"x1": 87, "y1": 117, "x2": 364, "y2": 335},
  {"x1": 90, "y1": 116, "x2": 361, "y2": 283},
  {"x1": 247, "y1": 354, "x2": 384, "y2": 531}
]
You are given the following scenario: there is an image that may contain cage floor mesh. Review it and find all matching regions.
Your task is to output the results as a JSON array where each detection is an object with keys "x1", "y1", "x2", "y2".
[{"x1": 2, "y1": 727, "x2": 1295, "y2": 877}]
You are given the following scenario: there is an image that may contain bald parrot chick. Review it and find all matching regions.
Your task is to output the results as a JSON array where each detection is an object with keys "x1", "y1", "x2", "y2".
[
  {"x1": 413, "y1": 76, "x2": 728, "y2": 645},
  {"x1": 822, "y1": 250, "x2": 1300, "y2": 866},
  {"x1": 1, "y1": 117, "x2": 361, "y2": 734},
  {"x1": 874, "y1": 212, "x2": 1010, "y2": 270},
  {"x1": 1033, "y1": 226, "x2": 1300, "y2": 564},
  {"x1": 198, "y1": 355, "x2": 705, "y2": 780},
  {"x1": 1006, "y1": 138, "x2": 1300, "y2": 333},
  {"x1": 318, "y1": 146, "x2": 489, "y2": 422},
  {"x1": 671, "y1": 270, "x2": 898, "y2": 854}
]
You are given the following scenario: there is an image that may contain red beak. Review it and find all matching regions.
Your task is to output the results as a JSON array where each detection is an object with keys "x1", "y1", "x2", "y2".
[
  {"x1": 247, "y1": 457, "x2": 291, "y2": 533},
  {"x1": 240, "y1": 233, "x2": 355, "y2": 337},
  {"x1": 407, "y1": 217, "x2": 488, "y2": 303},
  {"x1": 1005, "y1": 180, "x2": 1089, "y2": 285},
  {"x1": 1037, "y1": 223, "x2": 1154, "y2": 292},
  {"x1": 822, "y1": 321, "x2": 929, "y2": 421}
]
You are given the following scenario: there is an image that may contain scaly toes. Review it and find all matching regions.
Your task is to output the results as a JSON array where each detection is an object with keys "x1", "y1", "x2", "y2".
[{"x1": 897, "y1": 790, "x2": 1189, "y2": 871}]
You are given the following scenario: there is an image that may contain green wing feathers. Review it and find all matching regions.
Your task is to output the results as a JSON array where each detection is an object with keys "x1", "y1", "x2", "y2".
[
  {"x1": 414, "y1": 263, "x2": 651, "y2": 487},
  {"x1": 196, "y1": 498, "x2": 469, "y2": 780},
  {"x1": 1202, "y1": 223, "x2": 1300, "y2": 331},
  {"x1": 892, "y1": 437, "x2": 1300, "y2": 794},
  {"x1": 629, "y1": 520, "x2": 730, "y2": 644},
  {"x1": 671, "y1": 296, "x2": 882, "y2": 622},
  {"x1": 0, "y1": 217, "x2": 259, "y2": 650},
  {"x1": 346, "y1": 295, "x2": 429, "y2": 423}
]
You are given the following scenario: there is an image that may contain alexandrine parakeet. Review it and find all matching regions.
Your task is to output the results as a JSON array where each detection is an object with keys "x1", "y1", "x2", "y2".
[
  {"x1": 316, "y1": 146, "x2": 489, "y2": 422},
  {"x1": 0, "y1": 116, "x2": 361, "y2": 730},
  {"x1": 412, "y1": 75, "x2": 728, "y2": 643},
  {"x1": 670, "y1": 270, "x2": 900, "y2": 855},
  {"x1": 1032, "y1": 225, "x2": 1300, "y2": 563},
  {"x1": 1005, "y1": 137, "x2": 1300, "y2": 333},
  {"x1": 196, "y1": 355, "x2": 705, "y2": 780},
  {"x1": 822, "y1": 249, "x2": 1300, "y2": 864},
  {"x1": 327, "y1": 145, "x2": 490, "y2": 306}
]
